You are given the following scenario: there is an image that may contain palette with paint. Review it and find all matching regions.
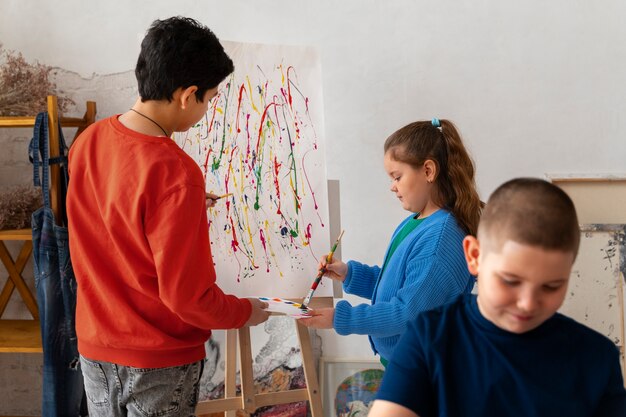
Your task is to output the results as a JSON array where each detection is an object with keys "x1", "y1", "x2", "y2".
[{"x1": 257, "y1": 297, "x2": 312, "y2": 318}]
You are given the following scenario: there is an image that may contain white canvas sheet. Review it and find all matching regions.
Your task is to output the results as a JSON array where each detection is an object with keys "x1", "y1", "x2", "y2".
[{"x1": 175, "y1": 41, "x2": 332, "y2": 298}]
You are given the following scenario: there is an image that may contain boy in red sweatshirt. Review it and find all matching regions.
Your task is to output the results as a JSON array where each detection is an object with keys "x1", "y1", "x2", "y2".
[{"x1": 67, "y1": 16, "x2": 269, "y2": 416}]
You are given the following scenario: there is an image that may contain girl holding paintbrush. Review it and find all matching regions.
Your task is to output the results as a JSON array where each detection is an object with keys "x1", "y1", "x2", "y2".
[{"x1": 300, "y1": 118, "x2": 483, "y2": 366}]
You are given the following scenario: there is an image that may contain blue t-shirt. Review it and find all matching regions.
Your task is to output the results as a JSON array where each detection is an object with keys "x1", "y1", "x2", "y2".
[{"x1": 377, "y1": 294, "x2": 626, "y2": 417}]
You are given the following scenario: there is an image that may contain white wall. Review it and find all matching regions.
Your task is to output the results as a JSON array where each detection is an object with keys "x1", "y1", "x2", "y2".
[{"x1": 2, "y1": 0, "x2": 626, "y2": 359}]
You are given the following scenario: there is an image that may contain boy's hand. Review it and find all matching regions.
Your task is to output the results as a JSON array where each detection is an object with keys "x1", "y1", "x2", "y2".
[
  {"x1": 243, "y1": 298, "x2": 270, "y2": 326},
  {"x1": 205, "y1": 193, "x2": 219, "y2": 208},
  {"x1": 318, "y1": 256, "x2": 348, "y2": 282},
  {"x1": 298, "y1": 307, "x2": 334, "y2": 329}
]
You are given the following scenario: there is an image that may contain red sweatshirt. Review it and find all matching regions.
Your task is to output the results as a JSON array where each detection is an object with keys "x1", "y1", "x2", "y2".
[{"x1": 67, "y1": 115, "x2": 251, "y2": 368}]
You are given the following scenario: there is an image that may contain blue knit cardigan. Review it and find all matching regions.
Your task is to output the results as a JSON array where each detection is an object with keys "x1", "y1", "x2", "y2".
[{"x1": 333, "y1": 209, "x2": 474, "y2": 360}]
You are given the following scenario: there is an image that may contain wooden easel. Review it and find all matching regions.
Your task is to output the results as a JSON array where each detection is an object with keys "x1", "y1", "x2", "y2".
[
  {"x1": 196, "y1": 180, "x2": 342, "y2": 416},
  {"x1": 196, "y1": 297, "x2": 332, "y2": 417}
]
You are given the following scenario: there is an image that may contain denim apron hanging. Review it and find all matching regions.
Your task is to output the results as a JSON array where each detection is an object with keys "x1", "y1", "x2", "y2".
[{"x1": 30, "y1": 112, "x2": 88, "y2": 417}]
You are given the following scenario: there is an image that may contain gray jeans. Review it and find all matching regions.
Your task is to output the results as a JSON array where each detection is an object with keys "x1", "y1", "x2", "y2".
[{"x1": 79, "y1": 356, "x2": 204, "y2": 417}]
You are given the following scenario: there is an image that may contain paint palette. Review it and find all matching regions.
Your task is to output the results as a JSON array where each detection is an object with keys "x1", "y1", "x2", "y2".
[{"x1": 257, "y1": 297, "x2": 312, "y2": 318}]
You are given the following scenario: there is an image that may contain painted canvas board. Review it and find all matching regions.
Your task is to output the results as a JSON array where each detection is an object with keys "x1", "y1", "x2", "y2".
[
  {"x1": 559, "y1": 224, "x2": 626, "y2": 378},
  {"x1": 174, "y1": 41, "x2": 331, "y2": 298},
  {"x1": 320, "y1": 359, "x2": 385, "y2": 417}
]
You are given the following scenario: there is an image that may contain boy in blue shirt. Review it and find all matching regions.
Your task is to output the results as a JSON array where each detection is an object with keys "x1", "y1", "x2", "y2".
[{"x1": 369, "y1": 178, "x2": 626, "y2": 417}]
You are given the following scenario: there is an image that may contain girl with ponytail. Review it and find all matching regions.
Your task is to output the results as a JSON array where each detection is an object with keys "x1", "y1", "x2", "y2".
[{"x1": 301, "y1": 118, "x2": 483, "y2": 365}]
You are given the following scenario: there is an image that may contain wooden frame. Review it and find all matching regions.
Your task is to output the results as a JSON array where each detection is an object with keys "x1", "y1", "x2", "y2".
[
  {"x1": 319, "y1": 357, "x2": 385, "y2": 417},
  {"x1": 548, "y1": 174, "x2": 626, "y2": 224}
]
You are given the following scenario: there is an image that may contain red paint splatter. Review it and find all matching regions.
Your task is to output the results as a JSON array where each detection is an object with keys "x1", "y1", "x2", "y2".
[
  {"x1": 235, "y1": 84, "x2": 246, "y2": 133},
  {"x1": 286, "y1": 66, "x2": 301, "y2": 142},
  {"x1": 201, "y1": 98, "x2": 220, "y2": 175},
  {"x1": 245, "y1": 113, "x2": 251, "y2": 169},
  {"x1": 301, "y1": 150, "x2": 324, "y2": 227},
  {"x1": 224, "y1": 145, "x2": 238, "y2": 218},
  {"x1": 202, "y1": 147, "x2": 214, "y2": 177},
  {"x1": 229, "y1": 217, "x2": 239, "y2": 253},
  {"x1": 257, "y1": 101, "x2": 278, "y2": 156},
  {"x1": 304, "y1": 223, "x2": 312, "y2": 246},
  {"x1": 259, "y1": 229, "x2": 270, "y2": 273},
  {"x1": 286, "y1": 66, "x2": 294, "y2": 107},
  {"x1": 273, "y1": 156, "x2": 282, "y2": 215}
]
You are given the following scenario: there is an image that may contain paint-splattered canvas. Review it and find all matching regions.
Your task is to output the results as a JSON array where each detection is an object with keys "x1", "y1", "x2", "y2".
[
  {"x1": 174, "y1": 41, "x2": 331, "y2": 298},
  {"x1": 559, "y1": 224, "x2": 626, "y2": 375},
  {"x1": 321, "y1": 359, "x2": 385, "y2": 417}
]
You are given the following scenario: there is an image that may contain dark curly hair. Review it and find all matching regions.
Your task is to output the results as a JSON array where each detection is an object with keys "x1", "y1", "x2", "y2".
[{"x1": 135, "y1": 16, "x2": 234, "y2": 103}]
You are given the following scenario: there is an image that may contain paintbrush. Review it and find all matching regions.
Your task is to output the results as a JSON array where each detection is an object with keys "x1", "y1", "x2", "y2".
[
  {"x1": 301, "y1": 229, "x2": 345, "y2": 309},
  {"x1": 207, "y1": 192, "x2": 233, "y2": 201}
]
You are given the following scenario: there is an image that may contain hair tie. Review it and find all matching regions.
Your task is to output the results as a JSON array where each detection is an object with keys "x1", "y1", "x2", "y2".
[{"x1": 431, "y1": 118, "x2": 441, "y2": 128}]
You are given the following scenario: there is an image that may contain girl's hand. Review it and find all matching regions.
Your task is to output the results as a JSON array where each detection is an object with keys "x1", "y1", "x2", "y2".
[
  {"x1": 298, "y1": 307, "x2": 335, "y2": 329},
  {"x1": 319, "y1": 256, "x2": 348, "y2": 282}
]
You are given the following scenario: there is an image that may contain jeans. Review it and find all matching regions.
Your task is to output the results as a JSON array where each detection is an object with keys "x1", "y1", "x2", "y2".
[
  {"x1": 80, "y1": 356, "x2": 205, "y2": 417},
  {"x1": 32, "y1": 207, "x2": 87, "y2": 416},
  {"x1": 31, "y1": 112, "x2": 87, "y2": 416}
]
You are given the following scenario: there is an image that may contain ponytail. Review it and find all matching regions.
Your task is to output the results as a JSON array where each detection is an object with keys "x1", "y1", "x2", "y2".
[
  {"x1": 438, "y1": 120, "x2": 483, "y2": 235},
  {"x1": 384, "y1": 119, "x2": 483, "y2": 235}
]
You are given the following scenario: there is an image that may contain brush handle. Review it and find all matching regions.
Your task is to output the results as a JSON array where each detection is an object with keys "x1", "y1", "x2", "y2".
[
  {"x1": 301, "y1": 230, "x2": 344, "y2": 308},
  {"x1": 208, "y1": 192, "x2": 233, "y2": 201},
  {"x1": 302, "y1": 288, "x2": 315, "y2": 307},
  {"x1": 302, "y1": 269, "x2": 325, "y2": 307}
]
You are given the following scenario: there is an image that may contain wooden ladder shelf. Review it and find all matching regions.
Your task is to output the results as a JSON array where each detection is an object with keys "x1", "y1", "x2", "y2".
[{"x1": 0, "y1": 95, "x2": 96, "y2": 353}]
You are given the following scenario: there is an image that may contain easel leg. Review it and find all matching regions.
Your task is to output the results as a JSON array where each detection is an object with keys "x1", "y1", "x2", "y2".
[
  {"x1": 238, "y1": 327, "x2": 256, "y2": 414},
  {"x1": 225, "y1": 329, "x2": 237, "y2": 417},
  {"x1": 295, "y1": 321, "x2": 323, "y2": 417}
]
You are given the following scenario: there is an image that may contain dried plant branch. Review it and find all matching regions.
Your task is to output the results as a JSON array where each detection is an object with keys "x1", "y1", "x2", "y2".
[
  {"x1": 0, "y1": 185, "x2": 43, "y2": 230},
  {"x1": 0, "y1": 45, "x2": 74, "y2": 116}
]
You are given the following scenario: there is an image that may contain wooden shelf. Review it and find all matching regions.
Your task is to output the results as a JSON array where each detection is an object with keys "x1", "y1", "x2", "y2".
[
  {"x1": 0, "y1": 229, "x2": 32, "y2": 241},
  {"x1": 0, "y1": 320, "x2": 42, "y2": 353},
  {"x1": 0, "y1": 115, "x2": 92, "y2": 128}
]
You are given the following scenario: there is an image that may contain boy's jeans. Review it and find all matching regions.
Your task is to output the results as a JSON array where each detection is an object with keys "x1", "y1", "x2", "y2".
[{"x1": 79, "y1": 356, "x2": 204, "y2": 417}]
